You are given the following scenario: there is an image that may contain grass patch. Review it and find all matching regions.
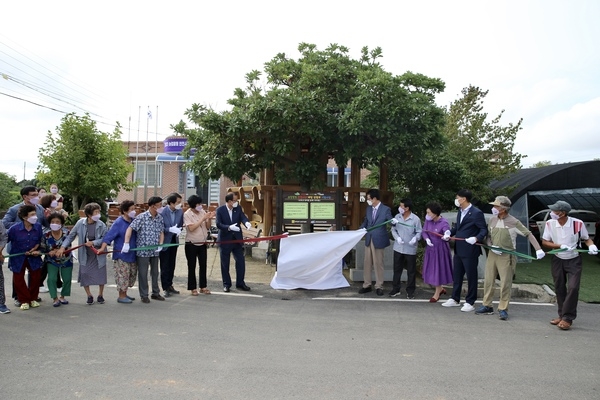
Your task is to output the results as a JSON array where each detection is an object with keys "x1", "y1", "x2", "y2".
[{"x1": 515, "y1": 255, "x2": 600, "y2": 303}]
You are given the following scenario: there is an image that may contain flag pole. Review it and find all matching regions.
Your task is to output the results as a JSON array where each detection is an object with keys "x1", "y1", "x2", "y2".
[
  {"x1": 144, "y1": 106, "x2": 150, "y2": 201},
  {"x1": 134, "y1": 106, "x2": 141, "y2": 204},
  {"x1": 154, "y1": 105, "x2": 158, "y2": 196}
]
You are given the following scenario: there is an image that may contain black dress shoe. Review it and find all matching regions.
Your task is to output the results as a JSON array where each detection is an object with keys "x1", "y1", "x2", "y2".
[
  {"x1": 151, "y1": 294, "x2": 165, "y2": 301},
  {"x1": 376, "y1": 288, "x2": 384, "y2": 296},
  {"x1": 358, "y1": 286, "x2": 372, "y2": 294},
  {"x1": 223, "y1": 287, "x2": 231, "y2": 293},
  {"x1": 168, "y1": 286, "x2": 180, "y2": 294},
  {"x1": 236, "y1": 284, "x2": 251, "y2": 291}
]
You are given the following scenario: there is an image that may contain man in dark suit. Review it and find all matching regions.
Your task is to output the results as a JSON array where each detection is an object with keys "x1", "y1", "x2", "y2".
[
  {"x1": 216, "y1": 192, "x2": 252, "y2": 292},
  {"x1": 441, "y1": 189, "x2": 488, "y2": 312},
  {"x1": 160, "y1": 193, "x2": 184, "y2": 297},
  {"x1": 358, "y1": 189, "x2": 394, "y2": 296}
]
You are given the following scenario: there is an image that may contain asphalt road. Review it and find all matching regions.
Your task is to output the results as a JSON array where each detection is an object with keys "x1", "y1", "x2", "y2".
[{"x1": 1, "y1": 271, "x2": 599, "y2": 400}]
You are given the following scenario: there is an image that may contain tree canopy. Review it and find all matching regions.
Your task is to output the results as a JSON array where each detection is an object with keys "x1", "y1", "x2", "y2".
[
  {"x1": 0, "y1": 172, "x2": 20, "y2": 211},
  {"x1": 37, "y1": 113, "x2": 134, "y2": 211},
  {"x1": 180, "y1": 43, "x2": 446, "y2": 190}
]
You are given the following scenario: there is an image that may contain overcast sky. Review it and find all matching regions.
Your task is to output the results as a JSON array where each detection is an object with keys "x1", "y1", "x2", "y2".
[{"x1": 1, "y1": 0, "x2": 598, "y2": 181}]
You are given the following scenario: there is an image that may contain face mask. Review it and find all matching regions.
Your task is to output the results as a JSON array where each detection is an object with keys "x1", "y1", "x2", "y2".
[
  {"x1": 51, "y1": 200, "x2": 58, "y2": 208},
  {"x1": 367, "y1": 200, "x2": 373, "y2": 206},
  {"x1": 175, "y1": 203, "x2": 182, "y2": 210},
  {"x1": 127, "y1": 210, "x2": 137, "y2": 219},
  {"x1": 50, "y1": 188, "x2": 58, "y2": 194},
  {"x1": 157, "y1": 206, "x2": 165, "y2": 213},
  {"x1": 91, "y1": 214, "x2": 101, "y2": 222},
  {"x1": 195, "y1": 206, "x2": 203, "y2": 212},
  {"x1": 491, "y1": 207, "x2": 500, "y2": 216},
  {"x1": 454, "y1": 198, "x2": 461, "y2": 208},
  {"x1": 27, "y1": 216, "x2": 38, "y2": 224},
  {"x1": 550, "y1": 212, "x2": 560, "y2": 220},
  {"x1": 30, "y1": 197, "x2": 40, "y2": 205},
  {"x1": 50, "y1": 223, "x2": 62, "y2": 231},
  {"x1": 398, "y1": 207, "x2": 406, "y2": 214},
  {"x1": 232, "y1": 201, "x2": 239, "y2": 208},
  {"x1": 425, "y1": 214, "x2": 433, "y2": 221}
]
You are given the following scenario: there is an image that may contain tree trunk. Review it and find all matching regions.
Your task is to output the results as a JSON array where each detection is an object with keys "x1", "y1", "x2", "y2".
[{"x1": 72, "y1": 194, "x2": 79, "y2": 213}]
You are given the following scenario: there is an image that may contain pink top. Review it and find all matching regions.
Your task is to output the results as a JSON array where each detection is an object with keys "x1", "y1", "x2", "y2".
[{"x1": 184, "y1": 208, "x2": 209, "y2": 245}]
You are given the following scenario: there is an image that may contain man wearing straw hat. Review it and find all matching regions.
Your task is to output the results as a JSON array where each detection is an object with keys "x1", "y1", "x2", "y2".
[{"x1": 475, "y1": 196, "x2": 545, "y2": 320}]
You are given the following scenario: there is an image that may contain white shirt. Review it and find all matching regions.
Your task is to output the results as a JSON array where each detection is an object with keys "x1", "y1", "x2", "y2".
[{"x1": 542, "y1": 217, "x2": 589, "y2": 260}]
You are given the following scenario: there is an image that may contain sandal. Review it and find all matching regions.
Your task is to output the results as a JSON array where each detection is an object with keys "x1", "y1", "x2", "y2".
[
  {"x1": 191, "y1": 290, "x2": 199, "y2": 296},
  {"x1": 550, "y1": 318, "x2": 562, "y2": 325},
  {"x1": 558, "y1": 320, "x2": 572, "y2": 330},
  {"x1": 200, "y1": 288, "x2": 211, "y2": 295}
]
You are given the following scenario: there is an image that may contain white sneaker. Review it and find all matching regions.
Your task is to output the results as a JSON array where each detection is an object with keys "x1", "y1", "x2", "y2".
[
  {"x1": 39, "y1": 287, "x2": 49, "y2": 293},
  {"x1": 441, "y1": 298, "x2": 461, "y2": 307},
  {"x1": 461, "y1": 303, "x2": 475, "y2": 312}
]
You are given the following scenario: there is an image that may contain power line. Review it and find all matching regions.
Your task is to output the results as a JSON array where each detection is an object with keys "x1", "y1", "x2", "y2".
[{"x1": 0, "y1": 91, "x2": 67, "y2": 113}]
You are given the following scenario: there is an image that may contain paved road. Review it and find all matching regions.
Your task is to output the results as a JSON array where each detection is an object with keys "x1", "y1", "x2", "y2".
[{"x1": 1, "y1": 248, "x2": 599, "y2": 399}]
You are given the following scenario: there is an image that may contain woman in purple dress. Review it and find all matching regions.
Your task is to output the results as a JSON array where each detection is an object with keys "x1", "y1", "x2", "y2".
[{"x1": 421, "y1": 202, "x2": 453, "y2": 302}]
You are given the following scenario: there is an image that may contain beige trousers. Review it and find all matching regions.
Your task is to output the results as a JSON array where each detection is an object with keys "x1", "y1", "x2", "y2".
[
  {"x1": 363, "y1": 242, "x2": 385, "y2": 289},
  {"x1": 482, "y1": 251, "x2": 516, "y2": 311}
]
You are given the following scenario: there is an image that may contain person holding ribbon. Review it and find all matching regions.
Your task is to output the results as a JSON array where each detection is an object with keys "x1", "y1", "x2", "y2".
[
  {"x1": 58, "y1": 202, "x2": 107, "y2": 305},
  {"x1": 42, "y1": 212, "x2": 73, "y2": 307},
  {"x1": 123, "y1": 196, "x2": 165, "y2": 304},
  {"x1": 475, "y1": 196, "x2": 545, "y2": 320},
  {"x1": 541, "y1": 200, "x2": 598, "y2": 330},
  {"x1": 421, "y1": 202, "x2": 453, "y2": 302}
]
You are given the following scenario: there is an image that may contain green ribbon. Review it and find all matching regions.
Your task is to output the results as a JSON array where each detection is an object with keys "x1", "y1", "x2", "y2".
[
  {"x1": 366, "y1": 219, "x2": 397, "y2": 232},
  {"x1": 128, "y1": 243, "x2": 180, "y2": 252}
]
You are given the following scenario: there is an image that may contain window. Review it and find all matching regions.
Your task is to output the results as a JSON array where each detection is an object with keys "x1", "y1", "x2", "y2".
[
  {"x1": 327, "y1": 168, "x2": 351, "y2": 187},
  {"x1": 134, "y1": 162, "x2": 162, "y2": 187}
]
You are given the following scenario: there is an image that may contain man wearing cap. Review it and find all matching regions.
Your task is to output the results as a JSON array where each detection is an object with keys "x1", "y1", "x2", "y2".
[
  {"x1": 541, "y1": 200, "x2": 598, "y2": 330},
  {"x1": 475, "y1": 196, "x2": 545, "y2": 320}
]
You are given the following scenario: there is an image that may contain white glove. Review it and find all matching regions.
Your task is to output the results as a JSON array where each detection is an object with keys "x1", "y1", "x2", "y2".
[
  {"x1": 465, "y1": 237, "x2": 477, "y2": 245},
  {"x1": 425, "y1": 238, "x2": 433, "y2": 247},
  {"x1": 155, "y1": 246, "x2": 163, "y2": 253},
  {"x1": 244, "y1": 222, "x2": 251, "y2": 230},
  {"x1": 390, "y1": 218, "x2": 398, "y2": 225},
  {"x1": 588, "y1": 244, "x2": 598, "y2": 255},
  {"x1": 229, "y1": 224, "x2": 240, "y2": 232},
  {"x1": 396, "y1": 237, "x2": 404, "y2": 244},
  {"x1": 442, "y1": 230, "x2": 451, "y2": 241},
  {"x1": 121, "y1": 243, "x2": 130, "y2": 253},
  {"x1": 560, "y1": 244, "x2": 576, "y2": 251},
  {"x1": 536, "y1": 249, "x2": 545, "y2": 259},
  {"x1": 491, "y1": 245, "x2": 502, "y2": 255},
  {"x1": 359, "y1": 227, "x2": 367, "y2": 232},
  {"x1": 409, "y1": 237, "x2": 417, "y2": 246},
  {"x1": 168, "y1": 226, "x2": 182, "y2": 235}
]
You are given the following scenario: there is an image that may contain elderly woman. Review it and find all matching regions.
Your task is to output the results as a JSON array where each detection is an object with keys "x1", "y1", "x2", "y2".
[
  {"x1": 183, "y1": 195, "x2": 215, "y2": 295},
  {"x1": 7, "y1": 205, "x2": 44, "y2": 310},
  {"x1": 49, "y1": 183, "x2": 65, "y2": 211},
  {"x1": 99, "y1": 200, "x2": 138, "y2": 304},
  {"x1": 42, "y1": 212, "x2": 73, "y2": 307},
  {"x1": 58, "y1": 202, "x2": 107, "y2": 305},
  {"x1": 421, "y1": 202, "x2": 453, "y2": 303},
  {"x1": 40, "y1": 194, "x2": 68, "y2": 218}
]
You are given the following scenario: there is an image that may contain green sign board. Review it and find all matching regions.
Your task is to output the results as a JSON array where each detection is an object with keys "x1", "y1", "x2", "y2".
[{"x1": 282, "y1": 191, "x2": 336, "y2": 224}]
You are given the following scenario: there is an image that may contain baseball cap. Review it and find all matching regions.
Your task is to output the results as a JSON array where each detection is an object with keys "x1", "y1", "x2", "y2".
[{"x1": 548, "y1": 200, "x2": 571, "y2": 213}]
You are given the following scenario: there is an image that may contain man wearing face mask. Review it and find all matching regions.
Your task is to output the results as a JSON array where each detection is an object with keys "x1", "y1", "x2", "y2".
[
  {"x1": 389, "y1": 198, "x2": 422, "y2": 299},
  {"x1": 541, "y1": 201, "x2": 598, "y2": 330},
  {"x1": 216, "y1": 192, "x2": 252, "y2": 292},
  {"x1": 358, "y1": 189, "x2": 394, "y2": 296},
  {"x1": 2, "y1": 186, "x2": 48, "y2": 307},
  {"x1": 441, "y1": 189, "x2": 487, "y2": 312},
  {"x1": 159, "y1": 193, "x2": 184, "y2": 298},
  {"x1": 475, "y1": 196, "x2": 545, "y2": 320}
]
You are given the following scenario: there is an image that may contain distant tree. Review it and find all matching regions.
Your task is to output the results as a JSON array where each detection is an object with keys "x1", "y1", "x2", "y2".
[
  {"x1": 0, "y1": 172, "x2": 21, "y2": 210},
  {"x1": 531, "y1": 160, "x2": 552, "y2": 168},
  {"x1": 37, "y1": 113, "x2": 135, "y2": 211},
  {"x1": 181, "y1": 43, "x2": 446, "y2": 191},
  {"x1": 442, "y1": 85, "x2": 524, "y2": 203}
]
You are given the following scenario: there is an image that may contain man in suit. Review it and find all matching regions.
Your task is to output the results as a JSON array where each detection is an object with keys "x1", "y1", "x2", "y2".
[
  {"x1": 216, "y1": 192, "x2": 252, "y2": 292},
  {"x1": 159, "y1": 193, "x2": 184, "y2": 297},
  {"x1": 441, "y1": 189, "x2": 488, "y2": 312},
  {"x1": 358, "y1": 189, "x2": 393, "y2": 296}
]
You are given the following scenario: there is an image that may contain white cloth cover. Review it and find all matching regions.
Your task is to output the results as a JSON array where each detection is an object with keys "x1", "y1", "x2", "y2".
[{"x1": 270, "y1": 230, "x2": 366, "y2": 290}]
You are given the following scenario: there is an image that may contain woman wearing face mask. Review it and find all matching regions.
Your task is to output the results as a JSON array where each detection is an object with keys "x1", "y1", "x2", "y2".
[
  {"x1": 183, "y1": 195, "x2": 215, "y2": 295},
  {"x1": 57, "y1": 202, "x2": 107, "y2": 305},
  {"x1": 42, "y1": 213, "x2": 73, "y2": 307},
  {"x1": 98, "y1": 200, "x2": 138, "y2": 304},
  {"x1": 421, "y1": 202, "x2": 453, "y2": 302},
  {"x1": 40, "y1": 194, "x2": 68, "y2": 218},
  {"x1": 49, "y1": 184, "x2": 65, "y2": 211},
  {"x1": 7, "y1": 205, "x2": 44, "y2": 310}
]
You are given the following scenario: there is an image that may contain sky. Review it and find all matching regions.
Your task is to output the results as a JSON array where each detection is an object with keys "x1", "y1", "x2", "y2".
[{"x1": 1, "y1": 0, "x2": 599, "y2": 181}]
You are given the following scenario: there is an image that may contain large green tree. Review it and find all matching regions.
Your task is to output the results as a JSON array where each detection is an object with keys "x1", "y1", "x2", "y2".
[
  {"x1": 0, "y1": 172, "x2": 20, "y2": 211},
  {"x1": 37, "y1": 113, "x2": 134, "y2": 211},
  {"x1": 180, "y1": 43, "x2": 446, "y2": 191}
]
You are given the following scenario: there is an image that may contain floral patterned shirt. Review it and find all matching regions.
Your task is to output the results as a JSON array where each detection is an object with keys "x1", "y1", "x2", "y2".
[{"x1": 129, "y1": 211, "x2": 164, "y2": 257}]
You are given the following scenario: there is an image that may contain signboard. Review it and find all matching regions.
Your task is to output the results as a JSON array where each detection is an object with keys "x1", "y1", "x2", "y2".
[
  {"x1": 282, "y1": 191, "x2": 336, "y2": 224},
  {"x1": 164, "y1": 137, "x2": 187, "y2": 154}
]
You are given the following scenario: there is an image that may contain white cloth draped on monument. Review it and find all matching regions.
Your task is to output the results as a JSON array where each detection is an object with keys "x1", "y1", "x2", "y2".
[{"x1": 270, "y1": 230, "x2": 366, "y2": 290}]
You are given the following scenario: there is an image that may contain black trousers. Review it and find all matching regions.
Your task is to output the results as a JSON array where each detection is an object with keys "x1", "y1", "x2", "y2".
[
  {"x1": 220, "y1": 245, "x2": 245, "y2": 288},
  {"x1": 393, "y1": 252, "x2": 417, "y2": 295},
  {"x1": 159, "y1": 236, "x2": 179, "y2": 291},
  {"x1": 451, "y1": 254, "x2": 479, "y2": 305},
  {"x1": 551, "y1": 255, "x2": 582, "y2": 322},
  {"x1": 185, "y1": 243, "x2": 208, "y2": 290}
]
